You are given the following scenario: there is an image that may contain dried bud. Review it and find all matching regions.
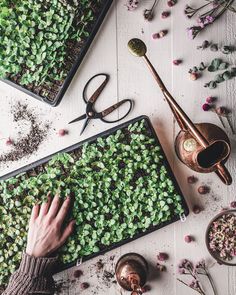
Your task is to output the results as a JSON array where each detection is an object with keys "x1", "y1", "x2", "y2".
[
  {"x1": 167, "y1": 0, "x2": 177, "y2": 7},
  {"x1": 190, "y1": 72, "x2": 198, "y2": 80},
  {"x1": 152, "y1": 33, "x2": 160, "y2": 39},
  {"x1": 6, "y1": 138, "x2": 13, "y2": 145},
  {"x1": 202, "y1": 103, "x2": 211, "y2": 111},
  {"x1": 192, "y1": 205, "x2": 202, "y2": 214},
  {"x1": 141, "y1": 285, "x2": 151, "y2": 293},
  {"x1": 202, "y1": 40, "x2": 210, "y2": 49},
  {"x1": 230, "y1": 201, "x2": 236, "y2": 208},
  {"x1": 187, "y1": 175, "x2": 197, "y2": 184},
  {"x1": 210, "y1": 44, "x2": 218, "y2": 52},
  {"x1": 144, "y1": 9, "x2": 154, "y2": 21},
  {"x1": 184, "y1": 235, "x2": 193, "y2": 243},
  {"x1": 161, "y1": 11, "x2": 170, "y2": 18},
  {"x1": 74, "y1": 270, "x2": 83, "y2": 278},
  {"x1": 198, "y1": 185, "x2": 210, "y2": 195},
  {"x1": 173, "y1": 59, "x2": 182, "y2": 65},
  {"x1": 80, "y1": 282, "x2": 90, "y2": 290},
  {"x1": 206, "y1": 96, "x2": 216, "y2": 104},
  {"x1": 58, "y1": 129, "x2": 68, "y2": 136},
  {"x1": 157, "y1": 252, "x2": 169, "y2": 261},
  {"x1": 156, "y1": 263, "x2": 166, "y2": 272},
  {"x1": 216, "y1": 106, "x2": 229, "y2": 116},
  {"x1": 159, "y1": 30, "x2": 168, "y2": 38}
]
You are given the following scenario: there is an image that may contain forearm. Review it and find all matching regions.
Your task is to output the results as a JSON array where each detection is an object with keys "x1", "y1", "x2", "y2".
[{"x1": 3, "y1": 252, "x2": 58, "y2": 295}]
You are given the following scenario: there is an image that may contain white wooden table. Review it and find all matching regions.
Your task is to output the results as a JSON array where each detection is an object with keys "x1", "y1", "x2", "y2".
[{"x1": 0, "y1": 1, "x2": 235, "y2": 294}]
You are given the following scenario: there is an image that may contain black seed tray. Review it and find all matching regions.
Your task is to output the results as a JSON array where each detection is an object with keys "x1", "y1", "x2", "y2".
[
  {"x1": 0, "y1": 0, "x2": 113, "y2": 107},
  {"x1": 0, "y1": 115, "x2": 189, "y2": 273}
]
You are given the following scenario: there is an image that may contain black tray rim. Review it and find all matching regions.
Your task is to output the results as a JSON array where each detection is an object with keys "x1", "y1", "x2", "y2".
[
  {"x1": 0, "y1": 115, "x2": 189, "y2": 273},
  {"x1": 0, "y1": 0, "x2": 114, "y2": 107}
]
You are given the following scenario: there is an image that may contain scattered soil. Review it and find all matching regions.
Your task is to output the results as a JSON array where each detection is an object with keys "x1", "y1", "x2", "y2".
[{"x1": 0, "y1": 102, "x2": 50, "y2": 163}]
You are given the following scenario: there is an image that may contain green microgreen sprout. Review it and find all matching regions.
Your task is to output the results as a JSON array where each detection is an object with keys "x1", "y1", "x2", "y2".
[{"x1": 0, "y1": 119, "x2": 185, "y2": 287}]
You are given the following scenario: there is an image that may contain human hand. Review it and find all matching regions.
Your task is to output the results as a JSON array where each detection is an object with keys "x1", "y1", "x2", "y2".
[{"x1": 26, "y1": 194, "x2": 75, "y2": 258}]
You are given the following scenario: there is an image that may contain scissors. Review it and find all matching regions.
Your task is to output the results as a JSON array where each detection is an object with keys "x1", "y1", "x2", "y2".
[{"x1": 69, "y1": 73, "x2": 133, "y2": 135}]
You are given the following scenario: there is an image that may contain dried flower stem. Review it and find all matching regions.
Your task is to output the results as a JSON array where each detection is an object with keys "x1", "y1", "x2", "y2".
[{"x1": 177, "y1": 278, "x2": 206, "y2": 295}]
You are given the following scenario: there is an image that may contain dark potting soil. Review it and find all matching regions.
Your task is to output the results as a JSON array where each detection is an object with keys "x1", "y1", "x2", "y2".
[
  {"x1": 0, "y1": 102, "x2": 50, "y2": 163},
  {"x1": 7, "y1": 0, "x2": 106, "y2": 103}
]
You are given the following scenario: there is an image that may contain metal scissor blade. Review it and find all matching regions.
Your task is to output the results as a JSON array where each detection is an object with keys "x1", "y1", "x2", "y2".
[
  {"x1": 68, "y1": 114, "x2": 86, "y2": 124},
  {"x1": 80, "y1": 118, "x2": 91, "y2": 136}
]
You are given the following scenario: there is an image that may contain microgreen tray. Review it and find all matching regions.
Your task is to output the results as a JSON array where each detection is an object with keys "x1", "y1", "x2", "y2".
[
  {"x1": 0, "y1": 116, "x2": 189, "y2": 282},
  {"x1": 0, "y1": 0, "x2": 113, "y2": 107}
]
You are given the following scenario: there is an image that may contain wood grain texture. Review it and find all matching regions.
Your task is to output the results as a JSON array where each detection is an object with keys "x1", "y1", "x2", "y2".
[{"x1": 0, "y1": 0, "x2": 235, "y2": 294}]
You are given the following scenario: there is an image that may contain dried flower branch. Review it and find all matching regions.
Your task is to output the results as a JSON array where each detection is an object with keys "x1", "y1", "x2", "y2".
[
  {"x1": 177, "y1": 259, "x2": 217, "y2": 295},
  {"x1": 185, "y1": 0, "x2": 235, "y2": 39}
]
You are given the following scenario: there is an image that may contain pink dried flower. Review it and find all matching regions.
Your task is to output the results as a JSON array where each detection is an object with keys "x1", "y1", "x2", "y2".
[
  {"x1": 157, "y1": 252, "x2": 169, "y2": 261},
  {"x1": 74, "y1": 270, "x2": 83, "y2": 278},
  {"x1": 193, "y1": 205, "x2": 202, "y2": 214},
  {"x1": 187, "y1": 26, "x2": 202, "y2": 39},
  {"x1": 190, "y1": 72, "x2": 199, "y2": 80},
  {"x1": 141, "y1": 285, "x2": 151, "y2": 293},
  {"x1": 125, "y1": 0, "x2": 139, "y2": 11},
  {"x1": 6, "y1": 137, "x2": 13, "y2": 145},
  {"x1": 230, "y1": 201, "x2": 236, "y2": 208},
  {"x1": 173, "y1": 59, "x2": 182, "y2": 65},
  {"x1": 80, "y1": 282, "x2": 90, "y2": 290},
  {"x1": 58, "y1": 129, "x2": 68, "y2": 136},
  {"x1": 161, "y1": 11, "x2": 170, "y2": 18},
  {"x1": 159, "y1": 30, "x2": 168, "y2": 38},
  {"x1": 184, "y1": 235, "x2": 193, "y2": 243},
  {"x1": 152, "y1": 33, "x2": 160, "y2": 39},
  {"x1": 187, "y1": 175, "x2": 197, "y2": 184},
  {"x1": 202, "y1": 103, "x2": 211, "y2": 111},
  {"x1": 206, "y1": 96, "x2": 216, "y2": 103},
  {"x1": 198, "y1": 185, "x2": 210, "y2": 194},
  {"x1": 167, "y1": 0, "x2": 177, "y2": 7},
  {"x1": 156, "y1": 263, "x2": 166, "y2": 272}
]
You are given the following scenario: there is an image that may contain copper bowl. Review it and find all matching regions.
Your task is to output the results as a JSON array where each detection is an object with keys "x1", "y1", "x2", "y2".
[{"x1": 205, "y1": 209, "x2": 236, "y2": 266}]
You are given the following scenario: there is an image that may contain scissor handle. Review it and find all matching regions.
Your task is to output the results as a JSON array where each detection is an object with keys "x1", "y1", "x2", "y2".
[
  {"x1": 83, "y1": 73, "x2": 109, "y2": 104},
  {"x1": 100, "y1": 99, "x2": 133, "y2": 123}
]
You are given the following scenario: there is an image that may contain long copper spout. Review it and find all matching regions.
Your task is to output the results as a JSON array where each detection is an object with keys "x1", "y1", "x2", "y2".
[{"x1": 128, "y1": 38, "x2": 232, "y2": 185}]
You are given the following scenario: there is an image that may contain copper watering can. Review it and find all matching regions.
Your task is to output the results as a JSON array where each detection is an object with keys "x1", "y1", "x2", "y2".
[
  {"x1": 115, "y1": 253, "x2": 148, "y2": 295},
  {"x1": 128, "y1": 38, "x2": 232, "y2": 185}
]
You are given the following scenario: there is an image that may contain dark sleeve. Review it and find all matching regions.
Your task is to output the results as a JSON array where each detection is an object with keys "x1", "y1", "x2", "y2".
[{"x1": 2, "y1": 252, "x2": 58, "y2": 295}]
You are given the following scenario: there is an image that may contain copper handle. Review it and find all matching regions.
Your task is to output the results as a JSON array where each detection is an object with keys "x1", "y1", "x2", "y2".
[
  {"x1": 215, "y1": 163, "x2": 232, "y2": 185},
  {"x1": 142, "y1": 55, "x2": 209, "y2": 148}
]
